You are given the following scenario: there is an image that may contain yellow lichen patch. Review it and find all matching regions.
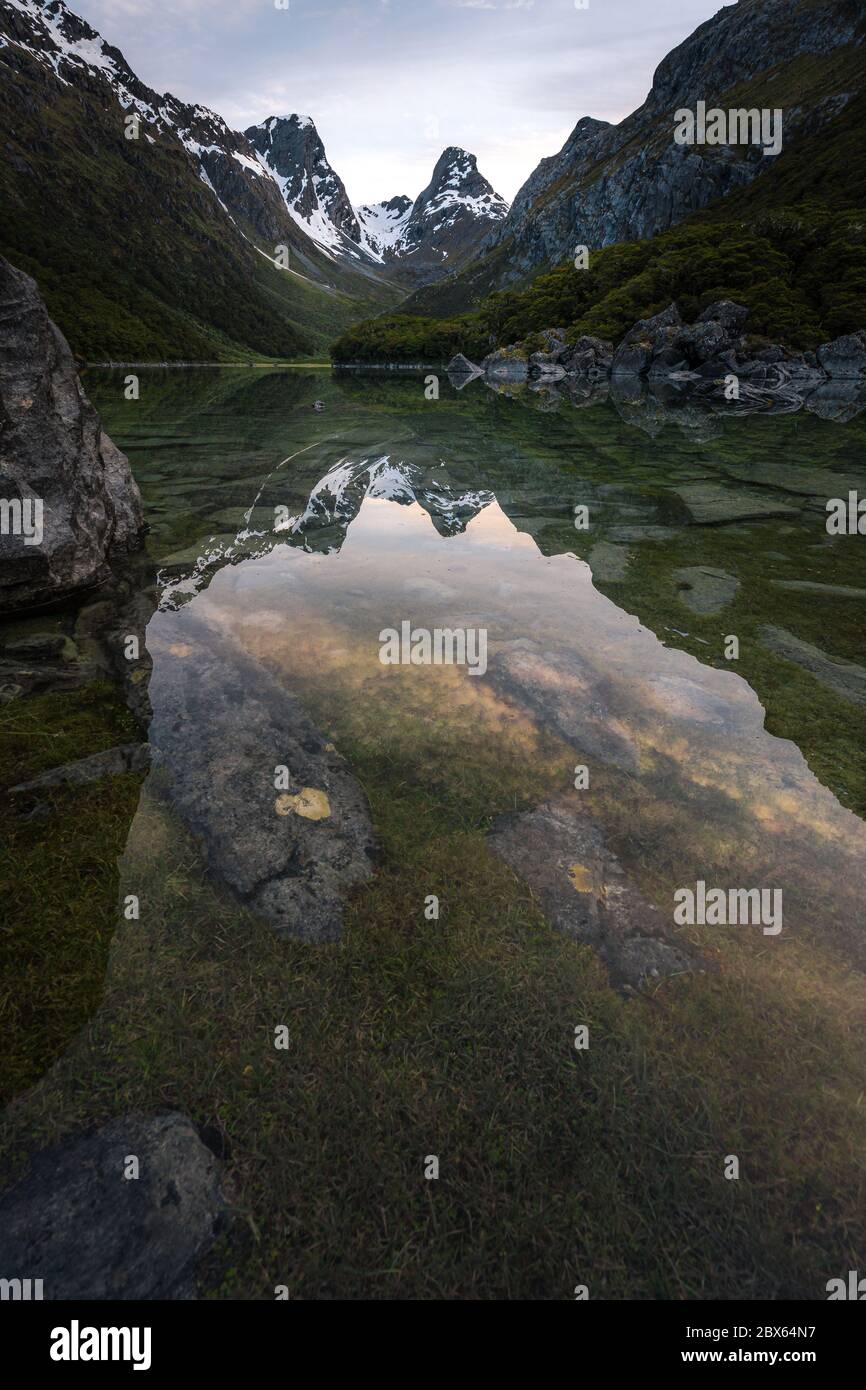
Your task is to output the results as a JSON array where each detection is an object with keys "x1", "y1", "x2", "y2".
[
  {"x1": 567, "y1": 863, "x2": 595, "y2": 893},
  {"x1": 274, "y1": 787, "x2": 331, "y2": 820}
]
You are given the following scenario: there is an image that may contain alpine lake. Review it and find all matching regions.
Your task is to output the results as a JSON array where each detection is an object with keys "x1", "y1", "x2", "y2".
[{"x1": 1, "y1": 364, "x2": 865, "y2": 1299}]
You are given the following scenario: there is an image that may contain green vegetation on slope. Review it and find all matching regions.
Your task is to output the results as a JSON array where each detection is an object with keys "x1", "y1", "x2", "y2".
[
  {"x1": 331, "y1": 206, "x2": 866, "y2": 362},
  {"x1": 0, "y1": 44, "x2": 398, "y2": 361}
]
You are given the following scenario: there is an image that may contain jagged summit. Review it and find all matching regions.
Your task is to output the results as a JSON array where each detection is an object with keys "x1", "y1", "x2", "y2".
[
  {"x1": 354, "y1": 146, "x2": 508, "y2": 283},
  {"x1": 245, "y1": 113, "x2": 363, "y2": 255}
]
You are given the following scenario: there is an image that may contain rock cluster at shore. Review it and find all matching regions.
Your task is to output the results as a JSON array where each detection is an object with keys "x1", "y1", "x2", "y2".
[{"x1": 448, "y1": 303, "x2": 866, "y2": 405}]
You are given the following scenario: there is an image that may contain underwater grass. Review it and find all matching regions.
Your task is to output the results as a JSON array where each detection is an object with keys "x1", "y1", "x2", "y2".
[{"x1": 0, "y1": 666, "x2": 864, "y2": 1300}]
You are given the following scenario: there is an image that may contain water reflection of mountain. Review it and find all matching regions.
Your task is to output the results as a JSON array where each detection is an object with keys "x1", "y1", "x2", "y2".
[
  {"x1": 86, "y1": 366, "x2": 866, "y2": 833},
  {"x1": 159, "y1": 452, "x2": 497, "y2": 607}
]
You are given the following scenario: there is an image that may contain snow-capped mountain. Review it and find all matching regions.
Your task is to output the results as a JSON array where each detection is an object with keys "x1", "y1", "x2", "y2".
[
  {"x1": 0, "y1": 0, "x2": 404, "y2": 362},
  {"x1": 0, "y1": 0, "x2": 296, "y2": 251},
  {"x1": 358, "y1": 148, "x2": 509, "y2": 284},
  {"x1": 356, "y1": 197, "x2": 414, "y2": 260},
  {"x1": 0, "y1": 0, "x2": 507, "y2": 358},
  {"x1": 245, "y1": 116, "x2": 508, "y2": 283},
  {"x1": 245, "y1": 114, "x2": 365, "y2": 259}
]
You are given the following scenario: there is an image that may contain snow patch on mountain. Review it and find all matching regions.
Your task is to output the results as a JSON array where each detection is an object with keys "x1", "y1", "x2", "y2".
[{"x1": 356, "y1": 197, "x2": 413, "y2": 262}]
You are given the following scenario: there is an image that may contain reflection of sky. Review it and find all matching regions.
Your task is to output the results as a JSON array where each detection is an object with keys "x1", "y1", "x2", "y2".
[
  {"x1": 70, "y1": 0, "x2": 724, "y2": 203},
  {"x1": 165, "y1": 491, "x2": 866, "y2": 948}
]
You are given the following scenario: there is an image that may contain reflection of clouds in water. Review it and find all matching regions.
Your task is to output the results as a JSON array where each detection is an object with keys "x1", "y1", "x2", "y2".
[{"x1": 189, "y1": 494, "x2": 866, "y2": 945}]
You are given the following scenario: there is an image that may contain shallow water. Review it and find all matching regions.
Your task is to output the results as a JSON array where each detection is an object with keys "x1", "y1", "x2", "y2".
[
  {"x1": 85, "y1": 366, "x2": 866, "y2": 966},
  {"x1": 3, "y1": 365, "x2": 866, "y2": 1298}
]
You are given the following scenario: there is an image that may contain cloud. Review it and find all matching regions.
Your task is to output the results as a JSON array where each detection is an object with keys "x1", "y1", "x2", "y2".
[{"x1": 70, "y1": 0, "x2": 725, "y2": 203}]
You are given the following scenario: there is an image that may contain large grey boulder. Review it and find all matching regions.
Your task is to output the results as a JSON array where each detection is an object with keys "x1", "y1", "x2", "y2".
[
  {"x1": 0, "y1": 1112, "x2": 229, "y2": 1299},
  {"x1": 611, "y1": 341, "x2": 653, "y2": 378},
  {"x1": 680, "y1": 319, "x2": 731, "y2": 364},
  {"x1": 697, "y1": 300, "x2": 749, "y2": 332},
  {"x1": 562, "y1": 335, "x2": 614, "y2": 376},
  {"x1": 0, "y1": 256, "x2": 144, "y2": 613},
  {"x1": 612, "y1": 304, "x2": 683, "y2": 376},
  {"x1": 816, "y1": 331, "x2": 866, "y2": 379}
]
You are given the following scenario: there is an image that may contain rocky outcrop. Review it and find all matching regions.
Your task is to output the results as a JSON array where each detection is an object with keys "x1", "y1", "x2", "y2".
[
  {"x1": 0, "y1": 1112, "x2": 230, "y2": 1299},
  {"x1": 481, "y1": 347, "x2": 530, "y2": 382},
  {"x1": 470, "y1": 303, "x2": 866, "y2": 418},
  {"x1": 0, "y1": 256, "x2": 145, "y2": 613},
  {"x1": 560, "y1": 335, "x2": 614, "y2": 377},
  {"x1": 816, "y1": 330, "x2": 866, "y2": 379}
]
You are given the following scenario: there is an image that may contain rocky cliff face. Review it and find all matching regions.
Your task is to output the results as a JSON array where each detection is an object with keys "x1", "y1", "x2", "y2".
[
  {"x1": 410, "y1": 0, "x2": 864, "y2": 310},
  {"x1": 506, "y1": 0, "x2": 859, "y2": 264},
  {"x1": 245, "y1": 114, "x2": 365, "y2": 257},
  {"x1": 0, "y1": 257, "x2": 145, "y2": 612}
]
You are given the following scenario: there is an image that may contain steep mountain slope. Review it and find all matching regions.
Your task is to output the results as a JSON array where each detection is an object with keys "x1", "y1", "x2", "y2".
[
  {"x1": 0, "y1": 0, "x2": 400, "y2": 359},
  {"x1": 245, "y1": 114, "x2": 368, "y2": 260},
  {"x1": 246, "y1": 118, "x2": 508, "y2": 285},
  {"x1": 405, "y1": 0, "x2": 865, "y2": 318}
]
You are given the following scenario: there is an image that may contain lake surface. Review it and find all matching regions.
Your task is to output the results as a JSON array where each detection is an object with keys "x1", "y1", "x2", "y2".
[
  {"x1": 85, "y1": 366, "x2": 866, "y2": 961},
  {"x1": 3, "y1": 365, "x2": 865, "y2": 1298}
]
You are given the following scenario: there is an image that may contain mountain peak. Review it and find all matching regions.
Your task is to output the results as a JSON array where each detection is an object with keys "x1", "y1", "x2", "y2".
[
  {"x1": 429, "y1": 147, "x2": 479, "y2": 186},
  {"x1": 245, "y1": 113, "x2": 362, "y2": 255},
  {"x1": 413, "y1": 145, "x2": 508, "y2": 225}
]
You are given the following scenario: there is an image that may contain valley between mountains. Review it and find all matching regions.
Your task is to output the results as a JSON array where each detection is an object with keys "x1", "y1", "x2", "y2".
[{"x1": 2, "y1": 0, "x2": 864, "y2": 366}]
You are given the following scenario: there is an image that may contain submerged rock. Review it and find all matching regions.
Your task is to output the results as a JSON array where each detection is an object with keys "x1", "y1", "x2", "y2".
[
  {"x1": 673, "y1": 482, "x2": 801, "y2": 525},
  {"x1": 674, "y1": 566, "x2": 740, "y2": 615},
  {"x1": 0, "y1": 1112, "x2": 230, "y2": 1299},
  {"x1": 1, "y1": 632, "x2": 78, "y2": 662},
  {"x1": 588, "y1": 540, "x2": 631, "y2": 583},
  {"x1": 0, "y1": 256, "x2": 145, "y2": 613},
  {"x1": 491, "y1": 646, "x2": 639, "y2": 774},
  {"x1": 148, "y1": 611, "x2": 375, "y2": 942},
  {"x1": 10, "y1": 743, "x2": 150, "y2": 797},
  {"x1": 758, "y1": 625, "x2": 866, "y2": 708},
  {"x1": 488, "y1": 799, "x2": 704, "y2": 993}
]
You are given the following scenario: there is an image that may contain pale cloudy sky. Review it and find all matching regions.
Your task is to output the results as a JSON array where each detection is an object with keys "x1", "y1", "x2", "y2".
[{"x1": 70, "y1": 0, "x2": 727, "y2": 206}]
